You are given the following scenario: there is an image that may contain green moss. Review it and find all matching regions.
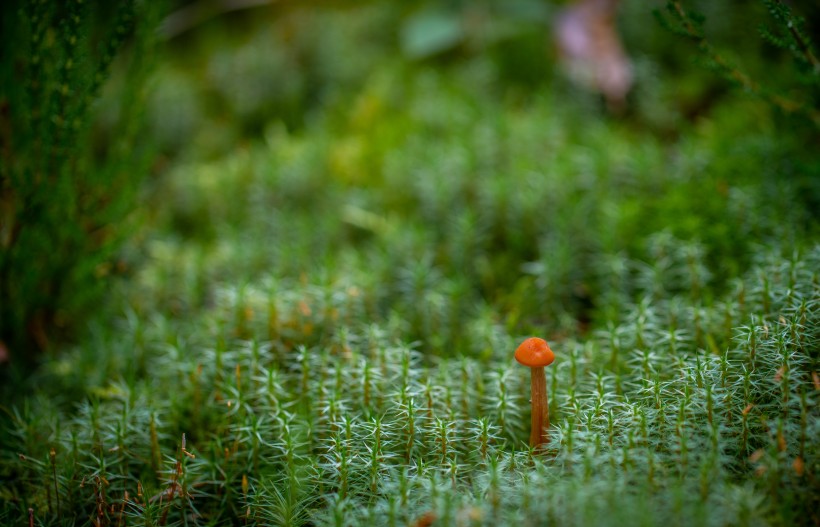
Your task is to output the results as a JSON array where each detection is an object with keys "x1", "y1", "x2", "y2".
[{"x1": 1, "y1": 1, "x2": 819, "y2": 525}]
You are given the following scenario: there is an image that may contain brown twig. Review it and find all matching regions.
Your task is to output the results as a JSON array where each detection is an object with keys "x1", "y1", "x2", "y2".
[
  {"x1": 50, "y1": 448, "x2": 61, "y2": 521},
  {"x1": 773, "y1": 0, "x2": 819, "y2": 71},
  {"x1": 158, "y1": 0, "x2": 278, "y2": 39}
]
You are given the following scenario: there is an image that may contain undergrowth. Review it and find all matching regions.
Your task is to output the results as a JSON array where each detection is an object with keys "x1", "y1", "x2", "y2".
[
  {"x1": 2, "y1": 238, "x2": 818, "y2": 526},
  {"x1": 1, "y1": 6, "x2": 819, "y2": 525}
]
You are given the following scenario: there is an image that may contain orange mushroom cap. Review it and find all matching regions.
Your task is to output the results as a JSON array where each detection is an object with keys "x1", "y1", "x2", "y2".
[{"x1": 515, "y1": 337, "x2": 555, "y2": 367}]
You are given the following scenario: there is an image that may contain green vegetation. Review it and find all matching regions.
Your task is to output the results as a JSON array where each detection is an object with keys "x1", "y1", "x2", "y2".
[
  {"x1": 0, "y1": 0, "x2": 163, "y2": 355},
  {"x1": 1, "y1": 1, "x2": 818, "y2": 526}
]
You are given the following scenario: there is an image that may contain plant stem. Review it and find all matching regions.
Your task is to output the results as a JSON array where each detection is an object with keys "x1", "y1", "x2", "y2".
[{"x1": 530, "y1": 366, "x2": 549, "y2": 449}]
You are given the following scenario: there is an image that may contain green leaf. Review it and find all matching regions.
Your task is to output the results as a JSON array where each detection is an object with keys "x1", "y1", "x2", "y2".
[{"x1": 400, "y1": 9, "x2": 464, "y2": 59}]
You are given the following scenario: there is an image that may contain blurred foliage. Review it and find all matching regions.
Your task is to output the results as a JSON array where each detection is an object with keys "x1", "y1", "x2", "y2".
[
  {"x1": 655, "y1": 0, "x2": 820, "y2": 127},
  {"x1": 137, "y1": 65, "x2": 814, "y2": 356},
  {"x1": 145, "y1": 0, "x2": 820, "y2": 158},
  {"x1": 0, "y1": 0, "x2": 165, "y2": 357},
  {"x1": 125, "y1": 0, "x2": 819, "y2": 355}
]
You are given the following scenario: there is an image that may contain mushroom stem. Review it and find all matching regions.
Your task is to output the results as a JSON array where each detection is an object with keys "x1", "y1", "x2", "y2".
[{"x1": 530, "y1": 366, "x2": 549, "y2": 449}]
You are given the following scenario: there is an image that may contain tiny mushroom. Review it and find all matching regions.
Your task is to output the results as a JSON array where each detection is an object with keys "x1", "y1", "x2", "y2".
[{"x1": 514, "y1": 337, "x2": 555, "y2": 450}]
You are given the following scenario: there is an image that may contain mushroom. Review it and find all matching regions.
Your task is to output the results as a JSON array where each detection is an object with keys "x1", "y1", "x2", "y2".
[{"x1": 514, "y1": 337, "x2": 555, "y2": 450}]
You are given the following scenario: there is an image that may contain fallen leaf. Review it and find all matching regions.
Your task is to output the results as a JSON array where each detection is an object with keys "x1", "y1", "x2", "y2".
[{"x1": 555, "y1": 0, "x2": 632, "y2": 109}]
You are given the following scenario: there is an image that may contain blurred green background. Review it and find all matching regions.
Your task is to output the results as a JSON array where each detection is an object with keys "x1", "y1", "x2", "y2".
[
  {"x1": 3, "y1": 0, "x2": 818, "y2": 360},
  {"x1": 135, "y1": 0, "x2": 816, "y2": 343}
]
